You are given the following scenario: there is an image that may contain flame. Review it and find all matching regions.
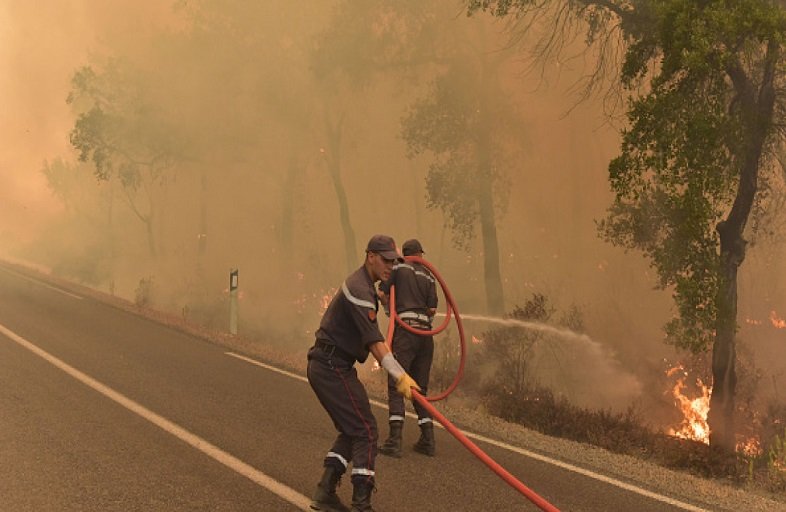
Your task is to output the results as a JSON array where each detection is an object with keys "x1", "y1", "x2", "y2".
[
  {"x1": 666, "y1": 365, "x2": 763, "y2": 454},
  {"x1": 291, "y1": 286, "x2": 338, "y2": 316},
  {"x1": 320, "y1": 288, "x2": 337, "y2": 314},
  {"x1": 471, "y1": 335, "x2": 483, "y2": 344},
  {"x1": 736, "y1": 436, "x2": 762, "y2": 457},
  {"x1": 770, "y1": 310, "x2": 786, "y2": 329},
  {"x1": 744, "y1": 317, "x2": 762, "y2": 326},
  {"x1": 667, "y1": 364, "x2": 711, "y2": 444}
]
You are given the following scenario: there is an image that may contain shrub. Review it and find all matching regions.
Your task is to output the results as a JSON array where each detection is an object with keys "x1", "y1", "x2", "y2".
[{"x1": 134, "y1": 276, "x2": 155, "y2": 307}]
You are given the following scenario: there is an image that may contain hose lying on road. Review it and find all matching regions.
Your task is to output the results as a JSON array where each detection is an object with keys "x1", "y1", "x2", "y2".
[{"x1": 386, "y1": 255, "x2": 561, "y2": 512}]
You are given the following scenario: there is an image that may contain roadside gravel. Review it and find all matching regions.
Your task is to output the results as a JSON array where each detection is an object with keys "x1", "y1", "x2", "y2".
[{"x1": 436, "y1": 403, "x2": 786, "y2": 512}]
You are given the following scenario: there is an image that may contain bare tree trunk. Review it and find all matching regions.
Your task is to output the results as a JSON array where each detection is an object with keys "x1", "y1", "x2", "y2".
[
  {"x1": 410, "y1": 162, "x2": 424, "y2": 238},
  {"x1": 324, "y1": 111, "x2": 357, "y2": 273},
  {"x1": 477, "y1": 54, "x2": 505, "y2": 316},
  {"x1": 709, "y1": 227, "x2": 741, "y2": 450},
  {"x1": 478, "y1": 177, "x2": 504, "y2": 315},
  {"x1": 107, "y1": 181, "x2": 116, "y2": 295},
  {"x1": 145, "y1": 216, "x2": 157, "y2": 259},
  {"x1": 477, "y1": 31, "x2": 505, "y2": 316},
  {"x1": 279, "y1": 152, "x2": 301, "y2": 255}
]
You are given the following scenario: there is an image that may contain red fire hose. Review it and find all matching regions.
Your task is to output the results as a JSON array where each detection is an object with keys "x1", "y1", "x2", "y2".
[{"x1": 385, "y1": 255, "x2": 560, "y2": 512}]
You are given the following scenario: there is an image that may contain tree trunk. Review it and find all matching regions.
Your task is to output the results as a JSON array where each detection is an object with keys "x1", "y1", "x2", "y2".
[
  {"x1": 708, "y1": 226, "x2": 741, "y2": 450},
  {"x1": 323, "y1": 112, "x2": 357, "y2": 273},
  {"x1": 145, "y1": 215, "x2": 157, "y2": 259},
  {"x1": 278, "y1": 153, "x2": 300, "y2": 255},
  {"x1": 708, "y1": 44, "x2": 777, "y2": 450},
  {"x1": 107, "y1": 181, "x2": 116, "y2": 295},
  {"x1": 478, "y1": 177, "x2": 504, "y2": 315},
  {"x1": 477, "y1": 53, "x2": 505, "y2": 316},
  {"x1": 410, "y1": 162, "x2": 424, "y2": 238}
]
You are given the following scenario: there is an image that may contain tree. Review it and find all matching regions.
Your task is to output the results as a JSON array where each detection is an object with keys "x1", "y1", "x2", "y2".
[
  {"x1": 40, "y1": 158, "x2": 115, "y2": 284},
  {"x1": 313, "y1": 0, "x2": 527, "y2": 314},
  {"x1": 174, "y1": 0, "x2": 329, "y2": 276},
  {"x1": 468, "y1": 0, "x2": 786, "y2": 450},
  {"x1": 68, "y1": 62, "x2": 183, "y2": 259},
  {"x1": 308, "y1": 0, "x2": 421, "y2": 273},
  {"x1": 401, "y1": 41, "x2": 523, "y2": 315},
  {"x1": 313, "y1": 1, "x2": 527, "y2": 301}
]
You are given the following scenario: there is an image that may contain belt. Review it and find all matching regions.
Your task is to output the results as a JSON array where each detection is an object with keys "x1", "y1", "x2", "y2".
[
  {"x1": 314, "y1": 340, "x2": 354, "y2": 362},
  {"x1": 399, "y1": 311, "x2": 431, "y2": 324},
  {"x1": 402, "y1": 318, "x2": 431, "y2": 329}
]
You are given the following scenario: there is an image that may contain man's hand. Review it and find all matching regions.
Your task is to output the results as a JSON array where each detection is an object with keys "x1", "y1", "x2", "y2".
[{"x1": 396, "y1": 373, "x2": 421, "y2": 400}]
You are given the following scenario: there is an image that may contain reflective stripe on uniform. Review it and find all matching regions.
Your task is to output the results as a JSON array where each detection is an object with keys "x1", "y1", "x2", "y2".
[
  {"x1": 418, "y1": 417, "x2": 433, "y2": 425},
  {"x1": 351, "y1": 468, "x2": 376, "y2": 477},
  {"x1": 399, "y1": 311, "x2": 431, "y2": 323},
  {"x1": 341, "y1": 282, "x2": 375, "y2": 309},
  {"x1": 392, "y1": 263, "x2": 435, "y2": 284},
  {"x1": 388, "y1": 415, "x2": 405, "y2": 423},
  {"x1": 327, "y1": 451, "x2": 349, "y2": 468}
]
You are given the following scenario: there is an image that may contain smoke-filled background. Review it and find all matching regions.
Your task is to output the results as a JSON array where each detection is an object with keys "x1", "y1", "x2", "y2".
[{"x1": 2, "y1": 1, "x2": 784, "y2": 431}]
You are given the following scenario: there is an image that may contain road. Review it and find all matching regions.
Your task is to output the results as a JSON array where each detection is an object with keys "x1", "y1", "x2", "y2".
[{"x1": 0, "y1": 261, "x2": 719, "y2": 511}]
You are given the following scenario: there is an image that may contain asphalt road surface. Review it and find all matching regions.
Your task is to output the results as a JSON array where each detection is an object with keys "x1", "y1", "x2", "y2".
[{"x1": 0, "y1": 262, "x2": 721, "y2": 511}]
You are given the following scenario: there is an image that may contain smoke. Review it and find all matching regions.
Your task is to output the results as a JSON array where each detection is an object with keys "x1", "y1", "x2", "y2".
[
  {"x1": 0, "y1": 1, "x2": 174, "y2": 245},
  {"x1": 1, "y1": 0, "x2": 783, "y2": 428},
  {"x1": 450, "y1": 313, "x2": 644, "y2": 410}
]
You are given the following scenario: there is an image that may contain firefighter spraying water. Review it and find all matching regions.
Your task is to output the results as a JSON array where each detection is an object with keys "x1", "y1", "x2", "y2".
[{"x1": 387, "y1": 253, "x2": 561, "y2": 512}]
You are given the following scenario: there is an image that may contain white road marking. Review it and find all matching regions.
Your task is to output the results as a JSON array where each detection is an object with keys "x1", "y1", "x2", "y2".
[
  {"x1": 227, "y1": 352, "x2": 308, "y2": 383},
  {"x1": 0, "y1": 266, "x2": 83, "y2": 300},
  {"x1": 0, "y1": 323, "x2": 311, "y2": 511},
  {"x1": 227, "y1": 351, "x2": 710, "y2": 512}
]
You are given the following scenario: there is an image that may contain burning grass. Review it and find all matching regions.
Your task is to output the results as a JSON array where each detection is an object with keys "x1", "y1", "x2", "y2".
[
  {"x1": 480, "y1": 380, "x2": 748, "y2": 480},
  {"x1": 474, "y1": 356, "x2": 784, "y2": 495},
  {"x1": 454, "y1": 303, "x2": 786, "y2": 496}
]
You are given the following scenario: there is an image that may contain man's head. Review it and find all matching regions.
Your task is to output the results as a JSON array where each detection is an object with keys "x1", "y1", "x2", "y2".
[
  {"x1": 402, "y1": 239, "x2": 424, "y2": 257},
  {"x1": 365, "y1": 234, "x2": 401, "y2": 282}
]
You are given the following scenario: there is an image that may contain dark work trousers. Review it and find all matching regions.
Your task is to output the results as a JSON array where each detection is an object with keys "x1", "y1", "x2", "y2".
[
  {"x1": 386, "y1": 324, "x2": 434, "y2": 423},
  {"x1": 307, "y1": 346, "x2": 378, "y2": 486}
]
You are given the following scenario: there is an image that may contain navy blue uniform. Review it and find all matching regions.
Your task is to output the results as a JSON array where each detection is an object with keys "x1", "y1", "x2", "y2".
[
  {"x1": 307, "y1": 265, "x2": 384, "y2": 486},
  {"x1": 382, "y1": 260, "x2": 438, "y2": 424}
]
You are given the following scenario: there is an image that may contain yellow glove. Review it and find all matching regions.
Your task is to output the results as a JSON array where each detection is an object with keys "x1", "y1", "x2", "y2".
[{"x1": 396, "y1": 373, "x2": 421, "y2": 400}]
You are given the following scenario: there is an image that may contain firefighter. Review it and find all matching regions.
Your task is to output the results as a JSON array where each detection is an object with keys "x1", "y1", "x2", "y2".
[
  {"x1": 308, "y1": 234, "x2": 419, "y2": 512},
  {"x1": 378, "y1": 239, "x2": 438, "y2": 458}
]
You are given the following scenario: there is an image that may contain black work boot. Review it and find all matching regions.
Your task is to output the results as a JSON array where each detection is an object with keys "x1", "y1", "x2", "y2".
[
  {"x1": 310, "y1": 466, "x2": 349, "y2": 512},
  {"x1": 413, "y1": 422, "x2": 436, "y2": 456},
  {"x1": 350, "y1": 480, "x2": 375, "y2": 512},
  {"x1": 378, "y1": 420, "x2": 403, "y2": 458}
]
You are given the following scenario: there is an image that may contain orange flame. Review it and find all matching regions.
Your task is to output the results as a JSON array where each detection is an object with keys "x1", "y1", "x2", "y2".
[
  {"x1": 770, "y1": 310, "x2": 786, "y2": 329},
  {"x1": 736, "y1": 437, "x2": 762, "y2": 457},
  {"x1": 666, "y1": 365, "x2": 762, "y2": 454},
  {"x1": 320, "y1": 287, "x2": 337, "y2": 315},
  {"x1": 667, "y1": 365, "x2": 711, "y2": 444}
]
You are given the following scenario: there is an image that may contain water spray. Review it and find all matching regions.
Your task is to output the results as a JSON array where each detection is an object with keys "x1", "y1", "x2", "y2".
[
  {"x1": 436, "y1": 312, "x2": 602, "y2": 353},
  {"x1": 386, "y1": 255, "x2": 561, "y2": 512}
]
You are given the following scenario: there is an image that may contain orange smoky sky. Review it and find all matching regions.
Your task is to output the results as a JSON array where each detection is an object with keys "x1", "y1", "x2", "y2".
[{"x1": 0, "y1": 1, "x2": 175, "y2": 245}]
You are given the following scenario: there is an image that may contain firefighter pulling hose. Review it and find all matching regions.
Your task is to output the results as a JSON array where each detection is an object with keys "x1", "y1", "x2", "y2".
[{"x1": 387, "y1": 254, "x2": 561, "y2": 512}]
